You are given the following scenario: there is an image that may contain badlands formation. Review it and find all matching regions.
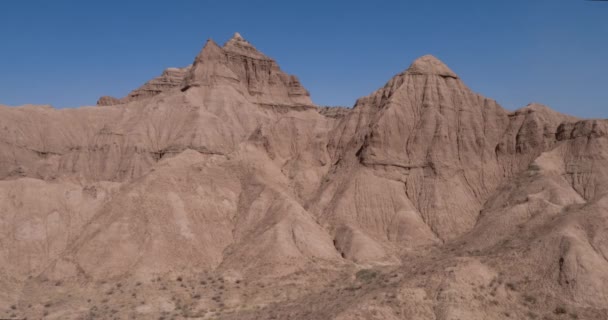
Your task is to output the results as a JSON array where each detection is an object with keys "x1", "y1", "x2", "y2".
[{"x1": 1, "y1": 33, "x2": 607, "y2": 319}]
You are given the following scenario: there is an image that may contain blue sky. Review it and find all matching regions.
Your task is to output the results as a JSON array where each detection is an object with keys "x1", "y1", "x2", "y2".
[{"x1": 0, "y1": 0, "x2": 606, "y2": 118}]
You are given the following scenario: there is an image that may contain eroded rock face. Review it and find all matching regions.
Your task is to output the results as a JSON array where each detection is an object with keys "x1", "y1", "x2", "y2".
[
  {"x1": 2, "y1": 34, "x2": 608, "y2": 319},
  {"x1": 96, "y1": 95, "x2": 122, "y2": 106},
  {"x1": 182, "y1": 33, "x2": 313, "y2": 107},
  {"x1": 311, "y1": 56, "x2": 576, "y2": 261},
  {"x1": 98, "y1": 33, "x2": 312, "y2": 108},
  {"x1": 97, "y1": 66, "x2": 192, "y2": 106}
]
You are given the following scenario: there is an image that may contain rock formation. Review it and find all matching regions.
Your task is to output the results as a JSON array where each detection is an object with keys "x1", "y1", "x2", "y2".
[
  {"x1": 97, "y1": 66, "x2": 192, "y2": 106},
  {"x1": 98, "y1": 33, "x2": 312, "y2": 108},
  {"x1": 1, "y1": 33, "x2": 608, "y2": 320},
  {"x1": 181, "y1": 33, "x2": 313, "y2": 107}
]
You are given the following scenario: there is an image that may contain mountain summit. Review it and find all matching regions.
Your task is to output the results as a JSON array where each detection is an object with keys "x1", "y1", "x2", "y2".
[
  {"x1": 406, "y1": 54, "x2": 458, "y2": 78},
  {"x1": 98, "y1": 33, "x2": 312, "y2": 108},
  {"x1": 222, "y1": 32, "x2": 269, "y2": 59},
  {"x1": 1, "y1": 33, "x2": 608, "y2": 320}
]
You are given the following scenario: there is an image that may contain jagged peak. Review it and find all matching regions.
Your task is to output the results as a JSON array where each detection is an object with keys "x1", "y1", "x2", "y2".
[
  {"x1": 223, "y1": 32, "x2": 269, "y2": 60},
  {"x1": 196, "y1": 39, "x2": 224, "y2": 60},
  {"x1": 181, "y1": 38, "x2": 238, "y2": 91},
  {"x1": 406, "y1": 55, "x2": 458, "y2": 78},
  {"x1": 226, "y1": 32, "x2": 248, "y2": 45}
]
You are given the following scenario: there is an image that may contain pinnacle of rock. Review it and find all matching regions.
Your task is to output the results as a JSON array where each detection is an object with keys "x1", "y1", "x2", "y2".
[
  {"x1": 223, "y1": 31, "x2": 268, "y2": 59},
  {"x1": 198, "y1": 38, "x2": 225, "y2": 61},
  {"x1": 180, "y1": 33, "x2": 312, "y2": 106},
  {"x1": 233, "y1": 32, "x2": 244, "y2": 40},
  {"x1": 406, "y1": 54, "x2": 458, "y2": 78}
]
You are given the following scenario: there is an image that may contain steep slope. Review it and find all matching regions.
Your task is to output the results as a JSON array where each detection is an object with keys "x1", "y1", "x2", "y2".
[
  {"x1": 0, "y1": 34, "x2": 340, "y2": 317},
  {"x1": 0, "y1": 33, "x2": 339, "y2": 286},
  {"x1": 59, "y1": 147, "x2": 340, "y2": 280},
  {"x1": 182, "y1": 33, "x2": 313, "y2": 107},
  {"x1": 0, "y1": 33, "x2": 313, "y2": 183},
  {"x1": 308, "y1": 55, "x2": 575, "y2": 265},
  {"x1": 97, "y1": 66, "x2": 192, "y2": 106},
  {"x1": 96, "y1": 32, "x2": 313, "y2": 108},
  {"x1": 214, "y1": 120, "x2": 608, "y2": 320}
]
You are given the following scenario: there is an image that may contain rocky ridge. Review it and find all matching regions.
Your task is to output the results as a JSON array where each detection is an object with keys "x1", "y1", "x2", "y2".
[
  {"x1": 97, "y1": 66, "x2": 192, "y2": 106},
  {"x1": 98, "y1": 33, "x2": 312, "y2": 108}
]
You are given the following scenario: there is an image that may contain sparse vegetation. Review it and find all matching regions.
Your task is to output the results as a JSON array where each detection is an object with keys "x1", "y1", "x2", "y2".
[
  {"x1": 355, "y1": 269, "x2": 378, "y2": 282},
  {"x1": 523, "y1": 294, "x2": 537, "y2": 305},
  {"x1": 506, "y1": 282, "x2": 516, "y2": 291}
]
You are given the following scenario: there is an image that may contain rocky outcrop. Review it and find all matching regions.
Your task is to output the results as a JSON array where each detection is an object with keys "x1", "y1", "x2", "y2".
[
  {"x1": 98, "y1": 33, "x2": 312, "y2": 108},
  {"x1": 97, "y1": 66, "x2": 191, "y2": 106},
  {"x1": 316, "y1": 55, "x2": 510, "y2": 249},
  {"x1": 96, "y1": 95, "x2": 122, "y2": 106},
  {"x1": 305, "y1": 56, "x2": 583, "y2": 267},
  {"x1": 318, "y1": 106, "x2": 351, "y2": 119},
  {"x1": 557, "y1": 119, "x2": 608, "y2": 140},
  {"x1": 182, "y1": 33, "x2": 313, "y2": 107}
]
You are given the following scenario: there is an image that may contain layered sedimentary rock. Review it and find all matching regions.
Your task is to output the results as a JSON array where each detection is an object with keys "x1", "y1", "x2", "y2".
[
  {"x1": 182, "y1": 33, "x2": 313, "y2": 107},
  {"x1": 97, "y1": 66, "x2": 192, "y2": 106},
  {"x1": 305, "y1": 56, "x2": 578, "y2": 267},
  {"x1": 2, "y1": 33, "x2": 608, "y2": 320},
  {"x1": 98, "y1": 33, "x2": 312, "y2": 108}
]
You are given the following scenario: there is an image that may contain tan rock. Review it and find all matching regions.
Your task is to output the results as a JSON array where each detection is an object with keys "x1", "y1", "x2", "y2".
[
  {"x1": 1, "y1": 35, "x2": 607, "y2": 320},
  {"x1": 97, "y1": 66, "x2": 192, "y2": 106}
]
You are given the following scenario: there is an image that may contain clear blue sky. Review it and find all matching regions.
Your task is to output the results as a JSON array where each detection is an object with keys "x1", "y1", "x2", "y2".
[{"x1": 1, "y1": 0, "x2": 606, "y2": 118}]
